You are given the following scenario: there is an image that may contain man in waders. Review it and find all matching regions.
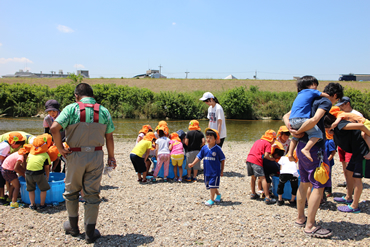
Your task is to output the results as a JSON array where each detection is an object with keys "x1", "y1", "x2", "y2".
[{"x1": 51, "y1": 83, "x2": 116, "y2": 244}]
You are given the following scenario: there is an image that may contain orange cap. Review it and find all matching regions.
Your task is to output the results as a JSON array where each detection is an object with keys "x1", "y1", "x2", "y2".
[
  {"x1": 205, "y1": 128, "x2": 220, "y2": 141},
  {"x1": 271, "y1": 141, "x2": 285, "y2": 154},
  {"x1": 139, "y1": 125, "x2": 153, "y2": 134},
  {"x1": 47, "y1": 145, "x2": 60, "y2": 162},
  {"x1": 189, "y1": 120, "x2": 201, "y2": 131},
  {"x1": 18, "y1": 145, "x2": 31, "y2": 155},
  {"x1": 277, "y1": 126, "x2": 289, "y2": 137},
  {"x1": 156, "y1": 126, "x2": 169, "y2": 136},
  {"x1": 170, "y1": 132, "x2": 181, "y2": 142},
  {"x1": 329, "y1": 106, "x2": 343, "y2": 118},
  {"x1": 261, "y1": 129, "x2": 277, "y2": 143},
  {"x1": 325, "y1": 129, "x2": 333, "y2": 140},
  {"x1": 143, "y1": 132, "x2": 157, "y2": 142},
  {"x1": 30, "y1": 134, "x2": 53, "y2": 155},
  {"x1": 8, "y1": 132, "x2": 25, "y2": 144}
]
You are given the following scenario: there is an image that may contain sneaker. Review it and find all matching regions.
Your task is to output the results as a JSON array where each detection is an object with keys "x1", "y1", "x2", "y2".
[
  {"x1": 178, "y1": 178, "x2": 182, "y2": 183},
  {"x1": 185, "y1": 177, "x2": 192, "y2": 182},
  {"x1": 174, "y1": 177, "x2": 178, "y2": 182},
  {"x1": 215, "y1": 194, "x2": 222, "y2": 202},
  {"x1": 10, "y1": 202, "x2": 19, "y2": 209},
  {"x1": 334, "y1": 196, "x2": 353, "y2": 204},
  {"x1": 204, "y1": 199, "x2": 214, "y2": 207},
  {"x1": 30, "y1": 205, "x2": 37, "y2": 210},
  {"x1": 0, "y1": 197, "x2": 6, "y2": 205},
  {"x1": 337, "y1": 205, "x2": 360, "y2": 213},
  {"x1": 192, "y1": 177, "x2": 197, "y2": 182},
  {"x1": 250, "y1": 193, "x2": 259, "y2": 200},
  {"x1": 264, "y1": 198, "x2": 276, "y2": 205},
  {"x1": 277, "y1": 200, "x2": 284, "y2": 206},
  {"x1": 163, "y1": 178, "x2": 168, "y2": 182},
  {"x1": 151, "y1": 178, "x2": 157, "y2": 183},
  {"x1": 288, "y1": 200, "x2": 297, "y2": 207},
  {"x1": 39, "y1": 204, "x2": 47, "y2": 210}
]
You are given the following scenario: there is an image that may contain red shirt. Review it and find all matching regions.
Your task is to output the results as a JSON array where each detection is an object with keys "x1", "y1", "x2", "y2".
[{"x1": 246, "y1": 139, "x2": 272, "y2": 167}]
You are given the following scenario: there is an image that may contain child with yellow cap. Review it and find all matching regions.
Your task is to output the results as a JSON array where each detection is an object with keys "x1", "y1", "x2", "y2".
[
  {"x1": 189, "y1": 128, "x2": 225, "y2": 206},
  {"x1": 246, "y1": 129, "x2": 277, "y2": 204}
]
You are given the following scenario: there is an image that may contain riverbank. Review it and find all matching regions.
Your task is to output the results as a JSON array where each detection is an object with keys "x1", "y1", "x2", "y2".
[{"x1": 0, "y1": 140, "x2": 369, "y2": 246}]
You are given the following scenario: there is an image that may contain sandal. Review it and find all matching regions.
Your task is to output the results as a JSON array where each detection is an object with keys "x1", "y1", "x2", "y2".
[
  {"x1": 295, "y1": 217, "x2": 307, "y2": 227},
  {"x1": 141, "y1": 179, "x2": 149, "y2": 183},
  {"x1": 192, "y1": 177, "x2": 197, "y2": 182},
  {"x1": 137, "y1": 178, "x2": 142, "y2": 182},
  {"x1": 304, "y1": 226, "x2": 332, "y2": 238},
  {"x1": 204, "y1": 199, "x2": 214, "y2": 207},
  {"x1": 250, "y1": 193, "x2": 259, "y2": 200},
  {"x1": 264, "y1": 198, "x2": 276, "y2": 205}
]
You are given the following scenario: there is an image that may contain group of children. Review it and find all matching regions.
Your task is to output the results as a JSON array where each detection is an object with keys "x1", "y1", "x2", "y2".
[{"x1": 130, "y1": 120, "x2": 225, "y2": 206}]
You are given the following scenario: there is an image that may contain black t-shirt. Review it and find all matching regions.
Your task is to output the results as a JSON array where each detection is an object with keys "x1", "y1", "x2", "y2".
[
  {"x1": 186, "y1": 130, "x2": 204, "y2": 152},
  {"x1": 334, "y1": 120, "x2": 369, "y2": 158},
  {"x1": 299, "y1": 97, "x2": 332, "y2": 149}
]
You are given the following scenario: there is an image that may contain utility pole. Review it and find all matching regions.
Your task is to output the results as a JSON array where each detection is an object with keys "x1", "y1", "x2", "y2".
[
  {"x1": 185, "y1": 71, "x2": 189, "y2": 79},
  {"x1": 159, "y1": 64, "x2": 162, "y2": 78},
  {"x1": 254, "y1": 70, "x2": 257, "y2": 79}
]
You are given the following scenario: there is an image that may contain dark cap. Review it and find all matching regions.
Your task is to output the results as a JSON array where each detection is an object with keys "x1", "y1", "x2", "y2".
[
  {"x1": 45, "y1": 99, "x2": 60, "y2": 112},
  {"x1": 335, "y1": 96, "x2": 351, "y2": 107}
]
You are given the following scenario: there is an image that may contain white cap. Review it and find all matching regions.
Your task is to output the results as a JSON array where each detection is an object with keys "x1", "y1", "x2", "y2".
[{"x1": 199, "y1": 92, "x2": 215, "y2": 101}]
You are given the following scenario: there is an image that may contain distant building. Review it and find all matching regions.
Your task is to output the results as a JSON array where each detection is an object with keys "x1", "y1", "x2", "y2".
[
  {"x1": 339, "y1": 73, "x2": 370, "y2": 81},
  {"x1": 133, "y1": 69, "x2": 167, "y2": 79},
  {"x1": 224, "y1": 74, "x2": 237, "y2": 79},
  {"x1": 2, "y1": 69, "x2": 89, "y2": 78}
]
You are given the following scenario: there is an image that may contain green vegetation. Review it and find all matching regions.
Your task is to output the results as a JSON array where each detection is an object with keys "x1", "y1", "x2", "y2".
[{"x1": 1, "y1": 83, "x2": 369, "y2": 120}]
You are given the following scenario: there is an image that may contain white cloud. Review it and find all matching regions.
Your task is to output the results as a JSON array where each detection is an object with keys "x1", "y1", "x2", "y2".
[
  {"x1": 0, "y1": 57, "x2": 33, "y2": 64},
  {"x1": 57, "y1": 25, "x2": 74, "y2": 33},
  {"x1": 172, "y1": 22, "x2": 176, "y2": 25},
  {"x1": 74, "y1": 64, "x2": 85, "y2": 69}
]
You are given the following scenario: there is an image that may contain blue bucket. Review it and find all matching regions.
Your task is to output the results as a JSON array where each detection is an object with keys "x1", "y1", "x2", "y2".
[{"x1": 19, "y1": 172, "x2": 65, "y2": 205}]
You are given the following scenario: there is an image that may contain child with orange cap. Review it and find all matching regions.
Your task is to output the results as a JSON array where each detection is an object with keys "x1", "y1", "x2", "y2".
[
  {"x1": 155, "y1": 121, "x2": 169, "y2": 138},
  {"x1": 136, "y1": 125, "x2": 153, "y2": 144},
  {"x1": 185, "y1": 120, "x2": 205, "y2": 182},
  {"x1": 130, "y1": 132, "x2": 157, "y2": 183},
  {"x1": 246, "y1": 129, "x2": 277, "y2": 204},
  {"x1": 189, "y1": 128, "x2": 225, "y2": 206},
  {"x1": 24, "y1": 134, "x2": 58, "y2": 210},
  {"x1": 277, "y1": 126, "x2": 291, "y2": 155},
  {"x1": 0, "y1": 132, "x2": 26, "y2": 205},
  {"x1": 276, "y1": 150, "x2": 299, "y2": 206},
  {"x1": 324, "y1": 127, "x2": 336, "y2": 197},
  {"x1": 1, "y1": 147, "x2": 28, "y2": 208},
  {"x1": 169, "y1": 132, "x2": 184, "y2": 182},
  {"x1": 152, "y1": 127, "x2": 171, "y2": 182}
]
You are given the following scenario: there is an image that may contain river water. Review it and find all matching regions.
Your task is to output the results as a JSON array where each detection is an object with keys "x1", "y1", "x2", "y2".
[{"x1": 0, "y1": 118, "x2": 285, "y2": 142}]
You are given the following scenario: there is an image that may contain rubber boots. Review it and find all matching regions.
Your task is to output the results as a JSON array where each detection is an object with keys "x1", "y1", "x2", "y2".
[
  {"x1": 85, "y1": 224, "x2": 101, "y2": 244},
  {"x1": 63, "y1": 217, "x2": 80, "y2": 237}
]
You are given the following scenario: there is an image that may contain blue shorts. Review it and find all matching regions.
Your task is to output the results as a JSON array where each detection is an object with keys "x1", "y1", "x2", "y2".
[
  {"x1": 290, "y1": 117, "x2": 322, "y2": 141},
  {"x1": 204, "y1": 175, "x2": 220, "y2": 189}
]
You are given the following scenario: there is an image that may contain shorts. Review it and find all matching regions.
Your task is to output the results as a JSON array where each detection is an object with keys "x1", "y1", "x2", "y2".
[
  {"x1": 25, "y1": 173, "x2": 50, "y2": 192},
  {"x1": 246, "y1": 162, "x2": 265, "y2": 177},
  {"x1": 338, "y1": 146, "x2": 352, "y2": 163},
  {"x1": 1, "y1": 169, "x2": 18, "y2": 183},
  {"x1": 218, "y1": 138, "x2": 225, "y2": 148},
  {"x1": 205, "y1": 175, "x2": 220, "y2": 189},
  {"x1": 171, "y1": 154, "x2": 184, "y2": 167},
  {"x1": 186, "y1": 150, "x2": 201, "y2": 170},
  {"x1": 130, "y1": 153, "x2": 147, "y2": 173},
  {"x1": 290, "y1": 118, "x2": 323, "y2": 141},
  {"x1": 297, "y1": 142, "x2": 331, "y2": 189},
  {"x1": 346, "y1": 155, "x2": 370, "y2": 178}
]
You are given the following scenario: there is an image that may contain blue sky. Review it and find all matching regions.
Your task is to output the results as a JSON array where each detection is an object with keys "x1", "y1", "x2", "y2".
[{"x1": 1, "y1": 1, "x2": 369, "y2": 80}]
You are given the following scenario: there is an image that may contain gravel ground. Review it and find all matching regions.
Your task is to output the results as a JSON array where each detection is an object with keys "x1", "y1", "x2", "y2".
[{"x1": 0, "y1": 140, "x2": 370, "y2": 246}]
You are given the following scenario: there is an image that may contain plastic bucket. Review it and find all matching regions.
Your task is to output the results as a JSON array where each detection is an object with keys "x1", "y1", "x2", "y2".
[{"x1": 19, "y1": 172, "x2": 65, "y2": 205}]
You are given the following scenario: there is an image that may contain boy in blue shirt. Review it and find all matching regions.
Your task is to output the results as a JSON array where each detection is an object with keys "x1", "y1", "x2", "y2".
[
  {"x1": 189, "y1": 128, "x2": 225, "y2": 207},
  {"x1": 287, "y1": 76, "x2": 330, "y2": 162}
]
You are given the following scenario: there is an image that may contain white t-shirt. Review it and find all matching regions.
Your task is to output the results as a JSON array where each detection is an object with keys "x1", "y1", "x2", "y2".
[
  {"x1": 350, "y1": 109, "x2": 363, "y2": 117},
  {"x1": 136, "y1": 133, "x2": 145, "y2": 144},
  {"x1": 278, "y1": 137, "x2": 291, "y2": 155},
  {"x1": 278, "y1": 156, "x2": 299, "y2": 177},
  {"x1": 155, "y1": 137, "x2": 170, "y2": 155},
  {"x1": 207, "y1": 103, "x2": 227, "y2": 139},
  {"x1": 0, "y1": 141, "x2": 11, "y2": 166}
]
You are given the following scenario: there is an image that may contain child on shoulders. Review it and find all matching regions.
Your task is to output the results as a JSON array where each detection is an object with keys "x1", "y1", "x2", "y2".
[
  {"x1": 189, "y1": 128, "x2": 225, "y2": 207},
  {"x1": 288, "y1": 76, "x2": 330, "y2": 162}
]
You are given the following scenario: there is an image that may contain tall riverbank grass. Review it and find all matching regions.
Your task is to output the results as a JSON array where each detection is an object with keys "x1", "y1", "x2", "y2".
[{"x1": 1, "y1": 82, "x2": 369, "y2": 119}]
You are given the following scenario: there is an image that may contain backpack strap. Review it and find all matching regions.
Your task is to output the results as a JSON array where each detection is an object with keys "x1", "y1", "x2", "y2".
[{"x1": 78, "y1": 102, "x2": 100, "y2": 123}]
